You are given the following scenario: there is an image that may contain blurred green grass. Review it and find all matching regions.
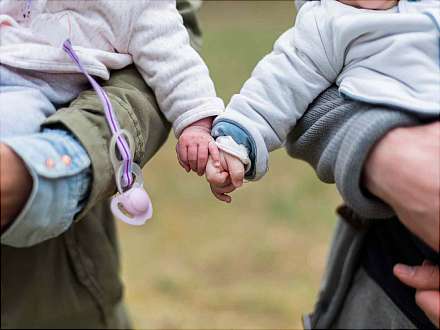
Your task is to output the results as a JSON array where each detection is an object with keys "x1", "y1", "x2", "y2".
[{"x1": 118, "y1": 2, "x2": 341, "y2": 329}]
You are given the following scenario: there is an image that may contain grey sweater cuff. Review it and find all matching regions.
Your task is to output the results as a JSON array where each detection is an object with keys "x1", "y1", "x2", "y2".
[
  {"x1": 335, "y1": 108, "x2": 418, "y2": 219},
  {"x1": 287, "y1": 86, "x2": 419, "y2": 219}
]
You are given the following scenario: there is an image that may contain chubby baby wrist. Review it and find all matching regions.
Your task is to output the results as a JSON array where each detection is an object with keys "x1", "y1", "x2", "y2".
[
  {"x1": 189, "y1": 116, "x2": 214, "y2": 130},
  {"x1": 180, "y1": 117, "x2": 216, "y2": 136}
]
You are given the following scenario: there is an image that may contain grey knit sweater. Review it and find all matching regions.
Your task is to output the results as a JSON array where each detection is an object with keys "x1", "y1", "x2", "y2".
[
  {"x1": 291, "y1": 86, "x2": 421, "y2": 329},
  {"x1": 288, "y1": 86, "x2": 418, "y2": 219},
  {"x1": 287, "y1": 5, "x2": 429, "y2": 329}
]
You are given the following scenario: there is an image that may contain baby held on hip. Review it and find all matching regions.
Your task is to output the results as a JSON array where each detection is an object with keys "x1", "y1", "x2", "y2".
[
  {"x1": 0, "y1": 0, "x2": 224, "y2": 172},
  {"x1": 205, "y1": 0, "x2": 440, "y2": 202}
]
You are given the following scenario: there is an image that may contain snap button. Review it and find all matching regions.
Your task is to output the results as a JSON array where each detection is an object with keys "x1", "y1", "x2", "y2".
[
  {"x1": 61, "y1": 155, "x2": 72, "y2": 166},
  {"x1": 45, "y1": 158, "x2": 55, "y2": 169}
]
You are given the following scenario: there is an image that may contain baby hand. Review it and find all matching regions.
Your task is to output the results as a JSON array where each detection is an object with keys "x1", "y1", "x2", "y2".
[
  {"x1": 205, "y1": 148, "x2": 245, "y2": 203},
  {"x1": 177, "y1": 117, "x2": 218, "y2": 176}
]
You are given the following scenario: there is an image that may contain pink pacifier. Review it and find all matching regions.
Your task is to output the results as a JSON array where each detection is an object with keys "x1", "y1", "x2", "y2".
[
  {"x1": 109, "y1": 131, "x2": 153, "y2": 226},
  {"x1": 110, "y1": 180, "x2": 153, "y2": 226}
]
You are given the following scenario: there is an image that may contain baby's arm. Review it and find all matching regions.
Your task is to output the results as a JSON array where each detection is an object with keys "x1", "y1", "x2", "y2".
[
  {"x1": 213, "y1": 4, "x2": 339, "y2": 181},
  {"x1": 128, "y1": 1, "x2": 224, "y2": 174}
]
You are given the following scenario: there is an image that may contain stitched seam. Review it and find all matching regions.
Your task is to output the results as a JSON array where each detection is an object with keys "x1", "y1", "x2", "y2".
[
  {"x1": 52, "y1": 108, "x2": 112, "y2": 221},
  {"x1": 110, "y1": 94, "x2": 144, "y2": 162},
  {"x1": 64, "y1": 232, "x2": 109, "y2": 327}
]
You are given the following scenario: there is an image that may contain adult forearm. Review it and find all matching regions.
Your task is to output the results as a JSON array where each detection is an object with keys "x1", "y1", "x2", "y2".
[
  {"x1": 364, "y1": 122, "x2": 440, "y2": 251},
  {"x1": 287, "y1": 86, "x2": 418, "y2": 219},
  {"x1": 289, "y1": 86, "x2": 439, "y2": 250}
]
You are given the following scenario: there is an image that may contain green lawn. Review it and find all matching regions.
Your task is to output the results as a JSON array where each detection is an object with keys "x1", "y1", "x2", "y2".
[{"x1": 118, "y1": 2, "x2": 341, "y2": 328}]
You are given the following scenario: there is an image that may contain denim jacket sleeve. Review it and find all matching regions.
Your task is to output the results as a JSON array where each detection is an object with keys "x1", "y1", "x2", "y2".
[{"x1": 1, "y1": 129, "x2": 91, "y2": 247}]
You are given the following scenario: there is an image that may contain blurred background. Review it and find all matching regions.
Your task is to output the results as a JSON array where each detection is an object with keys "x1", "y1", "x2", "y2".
[{"x1": 118, "y1": 1, "x2": 342, "y2": 328}]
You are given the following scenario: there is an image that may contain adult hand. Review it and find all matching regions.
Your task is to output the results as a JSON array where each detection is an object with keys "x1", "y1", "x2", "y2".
[
  {"x1": 364, "y1": 122, "x2": 440, "y2": 252},
  {"x1": 394, "y1": 261, "x2": 440, "y2": 327},
  {"x1": 0, "y1": 143, "x2": 33, "y2": 231}
]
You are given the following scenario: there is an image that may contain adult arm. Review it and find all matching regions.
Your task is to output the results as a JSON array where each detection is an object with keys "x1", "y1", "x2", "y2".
[
  {"x1": 289, "y1": 87, "x2": 439, "y2": 249},
  {"x1": 366, "y1": 123, "x2": 439, "y2": 322},
  {"x1": 364, "y1": 122, "x2": 439, "y2": 251},
  {"x1": 287, "y1": 85, "x2": 419, "y2": 219},
  {"x1": 288, "y1": 87, "x2": 439, "y2": 326}
]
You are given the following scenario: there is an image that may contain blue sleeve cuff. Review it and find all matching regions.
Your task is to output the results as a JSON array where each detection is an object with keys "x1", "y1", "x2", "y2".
[
  {"x1": 1, "y1": 129, "x2": 91, "y2": 247},
  {"x1": 212, "y1": 120, "x2": 257, "y2": 179}
]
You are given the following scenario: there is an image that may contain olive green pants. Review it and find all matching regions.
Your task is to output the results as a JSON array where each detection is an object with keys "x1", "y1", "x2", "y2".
[{"x1": 1, "y1": 67, "x2": 171, "y2": 329}]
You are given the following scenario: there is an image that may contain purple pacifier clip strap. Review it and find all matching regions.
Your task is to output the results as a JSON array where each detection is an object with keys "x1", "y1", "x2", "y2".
[{"x1": 62, "y1": 39, "x2": 133, "y2": 187}]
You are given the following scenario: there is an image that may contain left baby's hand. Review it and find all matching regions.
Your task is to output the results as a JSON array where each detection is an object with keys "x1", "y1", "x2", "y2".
[{"x1": 177, "y1": 117, "x2": 219, "y2": 176}]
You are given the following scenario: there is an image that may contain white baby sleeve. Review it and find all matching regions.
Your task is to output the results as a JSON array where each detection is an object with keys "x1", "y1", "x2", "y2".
[
  {"x1": 128, "y1": 0, "x2": 224, "y2": 137},
  {"x1": 214, "y1": 3, "x2": 340, "y2": 180}
]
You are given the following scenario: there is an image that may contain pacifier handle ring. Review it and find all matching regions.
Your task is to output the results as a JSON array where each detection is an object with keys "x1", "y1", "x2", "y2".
[
  {"x1": 110, "y1": 129, "x2": 135, "y2": 170},
  {"x1": 115, "y1": 162, "x2": 144, "y2": 194},
  {"x1": 110, "y1": 129, "x2": 136, "y2": 189}
]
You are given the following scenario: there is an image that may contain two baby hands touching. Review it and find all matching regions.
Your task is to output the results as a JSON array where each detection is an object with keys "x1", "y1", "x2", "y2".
[{"x1": 177, "y1": 117, "x2": 247, "y2": 203}]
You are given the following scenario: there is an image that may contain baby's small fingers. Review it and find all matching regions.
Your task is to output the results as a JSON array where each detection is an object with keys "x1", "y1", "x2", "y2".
[
  {"x1": 208, "y1": 141, "x2": 221, "y2": 166},
  {"x1": 205, "y1": 156, "x2": 217, "y2": 174},
  {"x1": 177, "y1": 156, "x2": 190, "y2": 172},
  {"x1": 211, "y1": 186, "x2": 232, "y2": 203},
  {"x1": 176, "y1": 144, "x2": 190, "y2": 172},
  {"x1": 187, "y1": 145, "x2": 198, "y2": 172},
  {"x1": 226, "y1": 156, "x2": 245, "y2": 188},
  {"x1": 217, "y1": 193, "x2": 232, "y2": 203},
  {"x1": 197, "y1": 144, "x2": 209, "y2": 176},
  {"x1": 212, "y1": 183, "x2": 236, "y2": 195},
  {"x1": 206, "y1": 169, "x2": 228, "y2": 186}
]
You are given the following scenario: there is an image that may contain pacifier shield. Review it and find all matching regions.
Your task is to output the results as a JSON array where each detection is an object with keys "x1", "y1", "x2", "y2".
[{"x1": 110, "y1": 185, "x2": 153, "y2": 226}]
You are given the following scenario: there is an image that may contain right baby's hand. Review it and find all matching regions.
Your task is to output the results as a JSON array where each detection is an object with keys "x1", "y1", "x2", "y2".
[
  {"x1": 176, "y1": 117, "x2": 217, "y2": 176},
  {"x1": 205, "y1": 147, "x2": 245, "y2": 203}
]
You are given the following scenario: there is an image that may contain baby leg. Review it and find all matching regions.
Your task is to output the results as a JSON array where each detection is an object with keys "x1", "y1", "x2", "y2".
[{"x1": 0, "y1": 86, "x2": 56, "y2": 138}]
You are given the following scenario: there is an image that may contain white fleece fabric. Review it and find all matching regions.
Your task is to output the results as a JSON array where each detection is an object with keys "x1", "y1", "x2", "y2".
[
  {"x1": 214, "y1": 0, "x2": 440, "y2": 180},
  {"x1": 0, "y1": 0, "x2": 224, "y2": 136}
]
